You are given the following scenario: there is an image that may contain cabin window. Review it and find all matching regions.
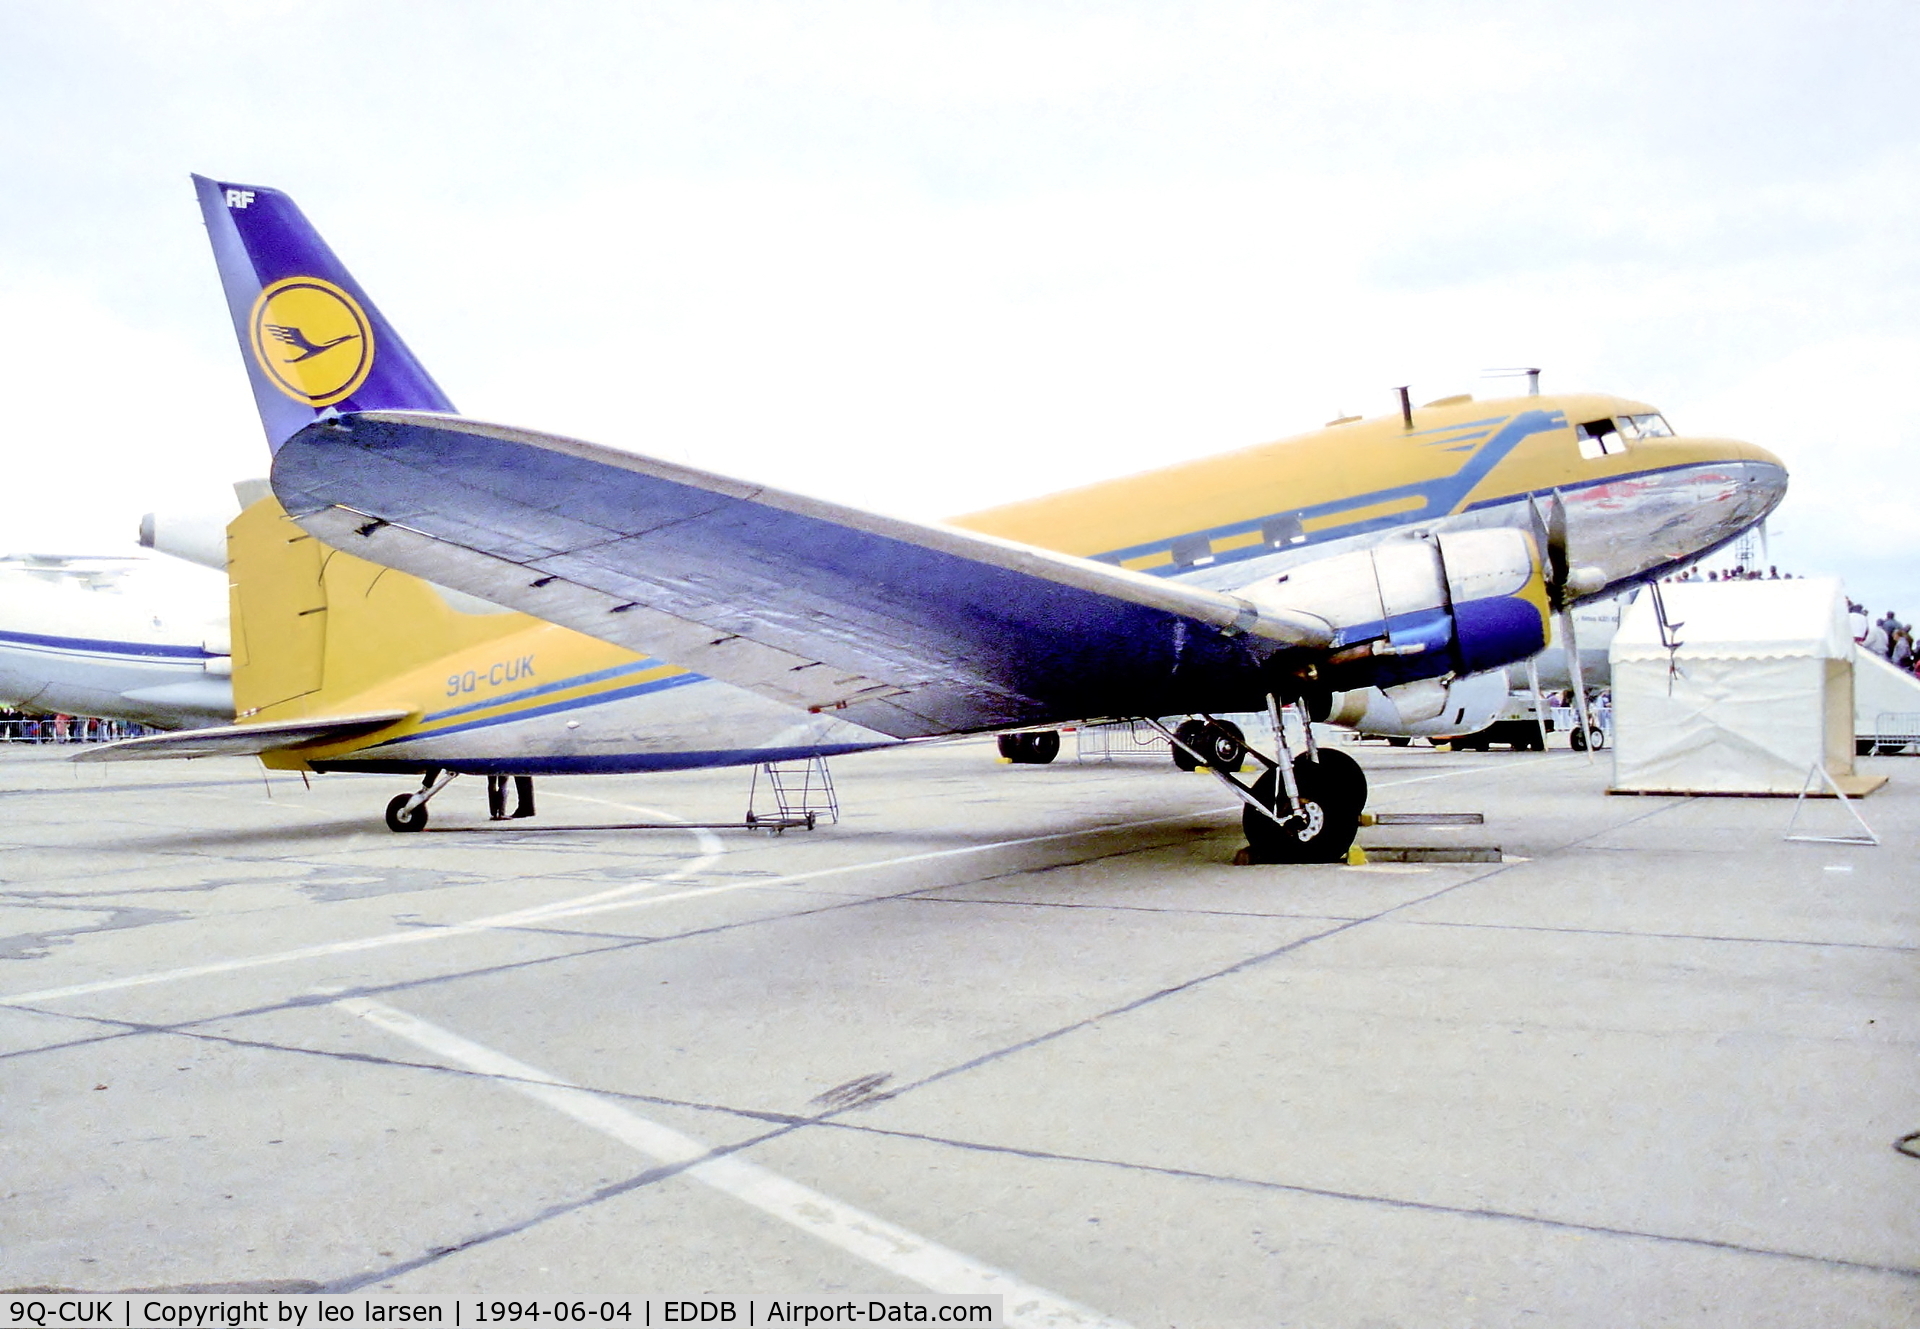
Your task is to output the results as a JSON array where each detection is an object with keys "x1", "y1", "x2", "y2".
[
  {"x1": 1169, "y1": 535, "x2": 1213, "y2": 569},
  {"x1": 1262, "y1": 515, "x2": 1306, "y2": 548},
  {"x1": 1577, "y1": 418, "x2": 1628, "y2": 459},
  {"x1": 1617, "y1": 412, "x2": 1673, "y2": 440}
]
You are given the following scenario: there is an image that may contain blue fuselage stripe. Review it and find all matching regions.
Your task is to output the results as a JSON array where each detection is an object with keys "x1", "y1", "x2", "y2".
[
  {"x1": 1093, "y1": 409, "x2": 1568, "y2": 573},
  {"x1": 421, "y1": 657, "x2": 698, "y2": 724},
  {"x1": 370, "y1": 669, "x2": 706, "y2": 747},
  {"x1": 0, "y1": 627, "x2": 215, "y2": 662}
]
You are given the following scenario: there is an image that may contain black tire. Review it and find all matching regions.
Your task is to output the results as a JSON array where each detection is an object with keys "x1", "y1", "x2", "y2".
[
  {"x1": 1570, "y1": 726, "x2": 1589, "y2": 752},
  {"x1": 1386, "y1": 736, "x2": 1412, "y2": 747},
  {"x1": 1202, "y1": 720, "x2": 1246, "y2": 771},
  {"x1": 1586, "y1": 725, "x2": 1606, "y2": 751},
  {"x1": 385, "y1": 793, "x2": 429, "y2": 833},
  {"x1": 1242, "y1": 749, "x2": 1367, "y2": 864},
  {"x1": 1170, "y1": 719, "x2": 1208, "y2": 771},
  {"x1": 1856, "y1": 739, "x2": 1873, "y2": 757},
  {"x1": 997, "y1": 731, "x2": 1061, "y2": 765}
]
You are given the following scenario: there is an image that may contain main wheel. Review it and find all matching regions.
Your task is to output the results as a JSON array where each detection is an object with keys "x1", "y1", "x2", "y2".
[
  {"x1": 1170, "y1": 719, "x2": 1208, "y2": 770},
  {"x1": 997, "y1": 731, "x2": 1061, "y2": 764},
  {"x1": 1242, "y1": 749, "x2": 1367, "y2": 864},
  {"x1": 1171, "y1": 718, "x2": 1245, "y2": 771},
  {"x1": 1202, "y1": 719, "x2": 1246, "y2": 771},
  {"x1": 385, "y1": 793, "x2": 429, "y2": 833},
  {"x1": 1024, "y1": 731, "x2": 1060, "y2": 763}
]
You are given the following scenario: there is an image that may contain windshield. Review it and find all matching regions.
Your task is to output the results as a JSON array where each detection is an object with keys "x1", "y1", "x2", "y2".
[{"x1": 1617, "y1": 413, "x2": 1673, "y2": 440}]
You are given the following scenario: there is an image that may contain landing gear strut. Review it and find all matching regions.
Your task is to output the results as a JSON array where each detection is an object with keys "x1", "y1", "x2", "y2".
[
  {"x1": 1148, "y1": 699, "x2": 1368, "y2": 864},
  {"x1": 385, "y1": 767, "x2": 456, "y2": 833},
  {"x1": 1242, "y1": 749, "x2": 1367, "y2": 863}
]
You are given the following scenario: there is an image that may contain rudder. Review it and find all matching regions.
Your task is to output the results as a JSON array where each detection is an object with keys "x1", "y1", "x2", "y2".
[{"x1": 193, "y1": 175, "x2": 456, "y2": 452}]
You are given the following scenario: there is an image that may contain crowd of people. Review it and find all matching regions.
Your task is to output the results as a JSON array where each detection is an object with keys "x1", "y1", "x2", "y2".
[
  {"x1": 1655, "y1": 564, "x2": 1920, "y2": 678},
  {"x1": 1666, "y1": 563, "x2": 1794, "y2": 582},
  {"x1": 1855, "y1": 604, "x2": 1917, "y2": 671},
  {"x1": 0, "y1": 710, "x2": 146, "y2": 742}
]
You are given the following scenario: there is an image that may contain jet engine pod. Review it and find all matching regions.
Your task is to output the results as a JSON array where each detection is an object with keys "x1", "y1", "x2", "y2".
[
  {"x1": 140, "y1": 509, "x2": 232, "y2": 572},
  {"x1": 1236, "y1": 528, "x2": 1550, "y2": 691}
]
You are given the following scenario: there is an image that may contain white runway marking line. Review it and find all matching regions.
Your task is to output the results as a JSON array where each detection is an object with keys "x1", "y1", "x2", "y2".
[
  {"x1": 0, "y1": 804, "x2": 1224, "y2": 1006},
  {"x1": 338, "y1": 996, "x2": 1131, "y2": 1329},
  {"x1": 6, "y1": 756, "x2": 1534, "y2": 1007},
  {"x1": 3, "y1": 802, "x2": 726, "y2": 1005}
]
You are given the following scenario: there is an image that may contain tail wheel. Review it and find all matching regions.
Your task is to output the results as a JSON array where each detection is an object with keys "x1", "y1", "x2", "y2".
[
  {"x1": 1242, "y1": 749, "x2": 1367, "y2": 864},
  {"x1": 385, "y1": 794, "x2": 429, "y2": 833}
]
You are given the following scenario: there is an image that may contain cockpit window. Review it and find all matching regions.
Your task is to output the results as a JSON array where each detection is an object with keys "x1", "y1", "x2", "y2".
[
  {"x1": 1617, "y1": 412, "x2": 1673, "y2": 440},
  {"x1": 1577, "y1": 418, "x2": 1628, "y2": 459}
]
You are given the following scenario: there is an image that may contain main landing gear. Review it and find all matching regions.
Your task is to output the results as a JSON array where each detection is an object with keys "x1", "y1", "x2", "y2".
[
  {"x1": 1169, "y1": 718, "x2": 1247, "y2": 772},
  {"x1": 383, "y1": 768, "x2": 539, "y2": 832},
  {"x1": 1149, "y1": 699, "x2": 1367, "y2": 864},
  {"x1": 997, "y1": 731, "x2": 1062, "y2": 764}
]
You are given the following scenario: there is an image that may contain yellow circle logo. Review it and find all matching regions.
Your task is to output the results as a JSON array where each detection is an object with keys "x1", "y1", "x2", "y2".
[{"x1": 248, "y1": 277, "x2": 375, "y2": 407}]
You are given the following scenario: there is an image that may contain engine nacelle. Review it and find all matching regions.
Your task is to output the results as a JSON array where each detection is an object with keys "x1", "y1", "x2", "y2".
[
  {"x1": 1235, "y1": 528, "x2": 1551, "y2": 692},
  {"x1": 139, "y1": 510, "x2": 230, "y2": 572},
  {"x1": 1325, "y1": 668, "x2": 1509, "y2": 736}
]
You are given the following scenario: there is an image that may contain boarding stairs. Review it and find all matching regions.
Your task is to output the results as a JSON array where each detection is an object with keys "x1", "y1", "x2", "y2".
[{"x1": 746, "y1": 757, "x2": 839, "y2": 831}]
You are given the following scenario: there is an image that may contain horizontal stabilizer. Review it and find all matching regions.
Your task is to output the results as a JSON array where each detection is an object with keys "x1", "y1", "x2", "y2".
[
  {"x1": 270, "y1": 413, "x2": 1336, "y2": 737},
  {"x1": 71, "y1": 710, "x2": 413, "y2": 763}
]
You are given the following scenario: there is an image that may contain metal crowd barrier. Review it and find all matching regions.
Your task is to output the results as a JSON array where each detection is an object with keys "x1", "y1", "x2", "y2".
[
  {"x1": 0, "y1": 717, "x2": 149, "y2": 743},
  {"x1": 1867, "y1": 712, "x2": 1920, "y2": 755}
]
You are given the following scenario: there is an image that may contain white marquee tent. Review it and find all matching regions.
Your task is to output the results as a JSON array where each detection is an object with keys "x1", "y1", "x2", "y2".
[{"x1": 1608, "y1": 577, "x2": 1878, "y2": 796}]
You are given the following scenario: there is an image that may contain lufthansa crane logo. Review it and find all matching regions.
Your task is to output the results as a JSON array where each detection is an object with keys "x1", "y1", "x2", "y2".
[{"x1": 248, "y1": 276, "x2": 375, "y2": 406}]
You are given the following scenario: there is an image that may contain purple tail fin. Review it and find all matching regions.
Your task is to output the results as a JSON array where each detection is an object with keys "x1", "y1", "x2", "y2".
[{"x1": 193, "y1": 175, "x2": 455, "y2": 452}]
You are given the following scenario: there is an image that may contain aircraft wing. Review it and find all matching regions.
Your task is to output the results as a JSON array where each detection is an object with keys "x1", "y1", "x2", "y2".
[
  {"x1": 72, "y1": 710, "x2": 412, "y2": 762},
  {"x1": 270, "y1": 412, "x2": 1334, "y2": 738}
]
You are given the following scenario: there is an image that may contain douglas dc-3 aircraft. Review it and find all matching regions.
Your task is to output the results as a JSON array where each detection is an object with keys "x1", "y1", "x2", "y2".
[{"x1": 80, "y1": 175, "x2": 1788, "y2": 862}]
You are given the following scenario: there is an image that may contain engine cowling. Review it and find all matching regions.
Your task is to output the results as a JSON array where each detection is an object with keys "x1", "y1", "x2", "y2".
[
  {"x1": 1234, "y1": 529, "x2": 1551, "y2": 693},
  {"x1": 1324, "y1": 669, "x2": 1509, "y2": 737},
  {"x1": 139, "y1": 509, "x2": 231, "y2": 572}
]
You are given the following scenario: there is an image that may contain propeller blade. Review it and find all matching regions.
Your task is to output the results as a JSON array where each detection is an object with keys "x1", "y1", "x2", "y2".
[
  {"x1": 1557, "y1": 607, "x2": 1596, "y2": 763},
  {"x1": 1525, "y1": 658, "x2": 1550, "y2": 752},
  {"x1": 1527, "y1": 491, "x2": 1573, "y2": 609}
]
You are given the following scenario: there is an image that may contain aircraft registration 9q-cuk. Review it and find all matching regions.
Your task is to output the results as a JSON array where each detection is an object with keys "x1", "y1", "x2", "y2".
[{"x1": 78, "y1": 175, "x2": 1788, "y2": 863}]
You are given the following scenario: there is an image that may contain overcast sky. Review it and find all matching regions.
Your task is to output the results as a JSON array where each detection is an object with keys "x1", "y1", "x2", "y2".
[{"x1": 4, "y1": 0, "x2": 1917, "y2": 612}]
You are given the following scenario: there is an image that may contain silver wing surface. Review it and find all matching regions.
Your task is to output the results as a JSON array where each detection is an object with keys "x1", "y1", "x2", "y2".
[{"x1": 269, "y1": 412, "x2": 1332, "y2": 739}]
